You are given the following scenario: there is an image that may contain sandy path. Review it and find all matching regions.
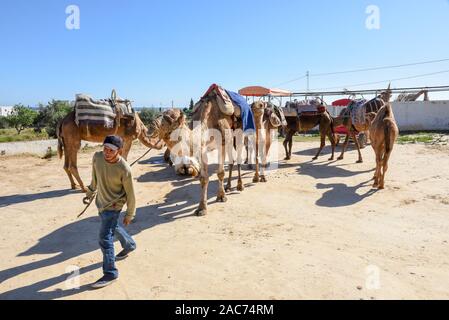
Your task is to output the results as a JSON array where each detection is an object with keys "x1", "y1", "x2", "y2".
[{"x1": 0, "y1": 141, "x2": 449, "y2": 300}]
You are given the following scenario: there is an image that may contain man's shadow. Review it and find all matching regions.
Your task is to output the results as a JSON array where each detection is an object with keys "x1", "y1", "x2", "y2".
[
  {"x1": 0, "y1": 162, "x2": 227, "y2": 300},
  {"x1": 0, "y1": 189, "x2": 77, "y2": 208}
]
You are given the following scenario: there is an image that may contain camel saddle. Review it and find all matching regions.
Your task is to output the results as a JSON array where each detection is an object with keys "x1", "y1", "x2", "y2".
[
  {"x1": 286, "y1": 100, "x2": 326, "y2": 117},
  {"x1": 194, "y1": 84, "x2": 256, "y2": 132},
  {"x1": 74, "y1": 92, "x2": 136, "y2": 131}
]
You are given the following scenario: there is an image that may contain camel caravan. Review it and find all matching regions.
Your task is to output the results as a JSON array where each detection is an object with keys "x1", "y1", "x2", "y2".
[{"x1": 57, "y1": 84, "x2": 399, "y2": 216}]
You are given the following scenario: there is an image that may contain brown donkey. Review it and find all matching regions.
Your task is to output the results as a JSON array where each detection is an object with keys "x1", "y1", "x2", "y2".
[{"x1": 369, "y1": 103, "x2": 399, "y2": 189}]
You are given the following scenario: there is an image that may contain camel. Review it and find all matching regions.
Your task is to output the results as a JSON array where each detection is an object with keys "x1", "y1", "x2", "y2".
[
  {"x1": 57, "y1": 111, "x2": 163, "y2": 192},
  {"x1": 147, "y1": 89, "x2": 251, "y2": 216},
  {"x1": 396, "y1": 89, "x2": 429, "y2": 102},
  {"x1": 369, "y1": 103, "x2": 399, "y2": 189},
  {"x1": 332, "y1": 85, "x2": 392, "y2": 163},
  {"x1": 246, "y1": 101, "x2": 287, "y2": 183},
  {"x1": 283, "y1": 99, "x2": 336, "y2": 162},
  {"x1": 147, "y1": 110, "x2": 201, "y2": 177}
]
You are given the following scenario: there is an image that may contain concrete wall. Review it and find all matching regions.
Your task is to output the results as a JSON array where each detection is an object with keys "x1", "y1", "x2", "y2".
[
  {"x1": 0, "y1": 140, "x2": 100, "y2": 157},
  {"x1": 391, "y1": 100, "x2": 449, "y2": 131},
  {"x1": 328, "y1": 100, "x2": 449, "y2": 131}
]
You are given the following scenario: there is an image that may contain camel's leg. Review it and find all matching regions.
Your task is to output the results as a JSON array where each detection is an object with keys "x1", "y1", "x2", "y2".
[
  {"x1": 353, "y1": 132, "x2": 364, "y2": 163},
  {"x1": 68, "y1": 146, "x2": 87, "y2": 193},
  {"x1": 327, "y1": 129, "x2": 336, "y2": 161},
  {"x1": 195, "y1": 151, "x2": 209, "y2": 216},
  {"x1": 264, "y1": 127, "x2": 272, "y2": 169},
  {"x1": 236, "y1": 131, "x2": 245, "y2": 191},
  {"x1": 260, "y1": 128, "x2": 271, "y2": 182},
  {"x1": 237, "y1": 164, "x2": 244, "y2": 191},
  {"x1": 379, "y1": 148, "x2": 392, "y2": 190},
  {"x1": 244, "y1": 136, "x2": 249, "y2": 165},
  {"x1": 164, "y1": 148, "x2": 173, "y2": 166},
  {"x1": 122, "y1": 139, "x2": 132, "y2": 161},
  {"x1": 216, "y1": 143, "x2": 227, "y2": 203},
  {"x1": 313, "y1": 128, "x2": 326, "y2": 160},
  {"x1": 225, "y1": 162, "x2": 234, "y2": 193},
  {"x1": 253, "y1": 129, "x2": 260, "y2": 183},
  {"x1": 63, "y1": 150, "x2": 77, "y2": 190},
  {"x1": 373, "y1": 149, "x2": 382, "y2": 188},
  {"x1": 288, "y1": 132, "x2": 293, "y2": 159},
  {"x1": 283, "y1": 130, "x2": 293, "y2": 160},
  {"x1": 337, "y1": 133, "x2": 350, "y2": 160}
]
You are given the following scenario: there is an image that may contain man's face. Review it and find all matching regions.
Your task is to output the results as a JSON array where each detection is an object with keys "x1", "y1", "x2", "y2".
[{"x1": 103, "y1": 146, "x2": 120, "y2": 162}]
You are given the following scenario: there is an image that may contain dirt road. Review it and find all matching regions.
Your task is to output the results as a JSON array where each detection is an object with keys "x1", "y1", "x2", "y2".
[{"x1": 1, "y1": 141, "x2": 449, "y2": 299}]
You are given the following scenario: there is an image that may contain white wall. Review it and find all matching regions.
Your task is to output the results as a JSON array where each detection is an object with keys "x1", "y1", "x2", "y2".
[
  {"x1": 392, "y1": 100, "x2": 449, "y2": 131},
  {"x1": 0, "y1": 106, "x2": 13, "y2": 117},
  {"x1": 327, "y1": 100, "x2": 449, "y2": 131}
]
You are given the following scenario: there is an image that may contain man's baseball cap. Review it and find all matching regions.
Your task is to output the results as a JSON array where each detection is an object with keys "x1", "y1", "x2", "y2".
[{"x1": 103, "y1": 135, "x2": 124, "y2": 151}]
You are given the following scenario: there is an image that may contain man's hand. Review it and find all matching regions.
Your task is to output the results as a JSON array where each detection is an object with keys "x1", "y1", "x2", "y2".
[{"x1": 123, "y1": 215, "x2": 133, "y2": 226}]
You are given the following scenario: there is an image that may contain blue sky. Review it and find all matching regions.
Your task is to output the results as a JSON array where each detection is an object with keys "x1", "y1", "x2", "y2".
[{"x1": 0, "y1": 0, "x2": 449, "y2": 107}]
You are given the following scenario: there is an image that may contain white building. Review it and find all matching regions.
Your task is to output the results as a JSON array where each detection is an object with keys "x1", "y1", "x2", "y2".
[{"x1": 0, "y1": 106, "x2": 13, "y2": 117}]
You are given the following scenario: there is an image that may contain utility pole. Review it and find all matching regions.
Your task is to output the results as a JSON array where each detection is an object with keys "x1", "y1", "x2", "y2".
[{"x1": 306, "y1": 71, "x2": 310, "y2": 100}]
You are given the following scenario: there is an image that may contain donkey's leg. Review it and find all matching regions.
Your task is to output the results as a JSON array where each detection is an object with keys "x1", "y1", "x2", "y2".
[
  {"x1": 337, "y1": 132, "x2": 350, "y2": 160},
  {"x1": 195, "y1": 150, "x2": 209, "y2": 216},
  {"x1": 216, "y1": 143, "x2": 227, "y2": 203}
]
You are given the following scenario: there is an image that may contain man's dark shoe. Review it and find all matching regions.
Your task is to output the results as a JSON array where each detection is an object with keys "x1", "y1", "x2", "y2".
[
  {"x1": 91, "y1": 276, "x2": 117, "y2": 289},
  {"x1": 115, "y1": 249, "x2": 135, "y2": 261}
]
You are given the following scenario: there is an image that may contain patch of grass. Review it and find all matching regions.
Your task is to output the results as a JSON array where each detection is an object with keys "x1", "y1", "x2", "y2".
[
  {"x1": 397, "y1": 133, "x2": 435, "y2": 145},
  {"x1": 0, "y1": 128, "x2": 49, "y2": 143},
  {"x1": 278, "y1": 133, "x2": 321, "y2": 143}
]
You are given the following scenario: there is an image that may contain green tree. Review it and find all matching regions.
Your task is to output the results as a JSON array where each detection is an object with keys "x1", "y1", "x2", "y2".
[
  {"x1": 34, "y1": 100, "x2": 72, "y2": 137},
  {"x1": 189, "y1": 98, "x2": 194, "y2": 110},
  {"x1": 6, "y1": 104, "x2": 38, "y2": 135},
  {"x1": 139, "y1": 107, "x2": 161, "y2": 126},
  {"x1": 0, "y1": 116, "x2": 9, "y2": 129}
]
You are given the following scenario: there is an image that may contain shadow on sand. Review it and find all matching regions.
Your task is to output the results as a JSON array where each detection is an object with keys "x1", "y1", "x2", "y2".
[
  {"x1": 0, "y1": 189, "x2": 78, "y2": 208},
  {"x1": 294, "y1": 159, "x2": 377, "y2": 207},
  {"x1": 0, "y1": 158, "x2": 246, "y2": 300}
]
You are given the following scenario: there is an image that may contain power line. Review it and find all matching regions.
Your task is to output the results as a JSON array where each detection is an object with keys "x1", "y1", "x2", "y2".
[
  {"x1": 273, "y1": 58, "x2": 449, "y2": 87},
  {"x1": 310, "y1": 58, "x2": 449, "y2": 77},
  {"x1": 311, "y1": 69, "x2": 449, "y2": 91}
]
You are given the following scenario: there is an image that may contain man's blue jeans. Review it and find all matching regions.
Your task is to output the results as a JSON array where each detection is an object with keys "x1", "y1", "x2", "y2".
[{"x1": 99, "y1": 210, "x2": 137, "y2": 279}]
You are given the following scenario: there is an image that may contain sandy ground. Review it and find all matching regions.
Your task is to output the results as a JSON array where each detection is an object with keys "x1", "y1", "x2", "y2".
[{"x1": 1, "y1": 141, "x2": 449, "y2": 300}]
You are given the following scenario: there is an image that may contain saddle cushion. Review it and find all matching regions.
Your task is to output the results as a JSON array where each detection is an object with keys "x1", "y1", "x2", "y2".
[{"x1": 74, "y1": 94, "x2": 135, "y2": 128}]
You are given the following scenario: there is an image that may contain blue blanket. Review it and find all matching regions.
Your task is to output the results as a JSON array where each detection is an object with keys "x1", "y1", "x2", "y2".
[{"x1": 225, "y1": 90, "x2": 256, "y2": 133}]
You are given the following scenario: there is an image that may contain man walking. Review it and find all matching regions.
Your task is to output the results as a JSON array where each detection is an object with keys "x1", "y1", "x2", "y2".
[{"x1": 86, "y1": 135, "x2": 137, "y2": 289}]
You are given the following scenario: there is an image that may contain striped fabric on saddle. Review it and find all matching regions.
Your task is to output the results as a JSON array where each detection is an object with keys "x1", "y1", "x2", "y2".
[{"x1": 74, "y1": 93, "x2": 135, "y2": 128}]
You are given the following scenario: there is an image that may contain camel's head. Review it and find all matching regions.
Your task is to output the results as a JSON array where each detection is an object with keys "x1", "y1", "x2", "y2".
[
  {"x1": 251, "y1": 101, "x2": 266, "y2": 118},
  {"x1": 380, "y1": 83, "x2": 392, "y2": 102},
  {"x1": 147, "y1": 109, "x2": 186, "y2": 142}
]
